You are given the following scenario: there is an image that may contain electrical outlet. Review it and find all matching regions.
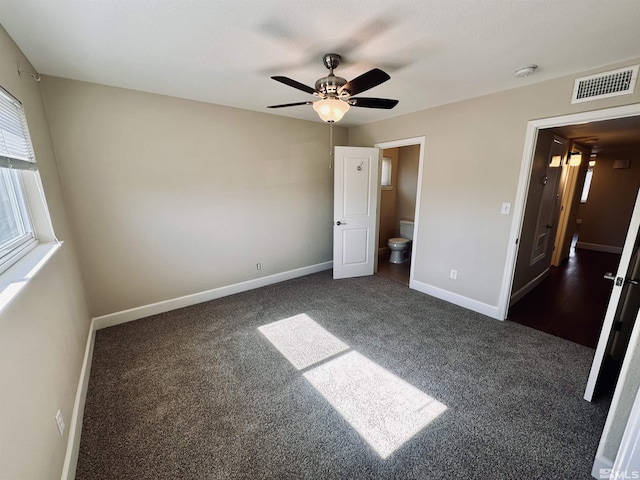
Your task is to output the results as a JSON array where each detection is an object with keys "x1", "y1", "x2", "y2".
[
  {"x1": 256, "y1": 263, "x2": 261, "y2": 270},
  {"x1": 55, "y1": 409, "x2": 65, "y2": 436},
  {"x1": 450, "y1": 269, "x2": 458, "y2": 280}
]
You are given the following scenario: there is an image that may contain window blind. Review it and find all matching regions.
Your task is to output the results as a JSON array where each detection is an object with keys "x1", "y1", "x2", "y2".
[{"x1": 0, "y1": 87, "x2": 37, "y2": 171}]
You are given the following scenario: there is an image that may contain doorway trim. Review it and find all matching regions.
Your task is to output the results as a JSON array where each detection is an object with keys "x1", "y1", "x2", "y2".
[
  {"x1": 498, "y1": 103, "x2": 640, "y2": 320},
  {"x1": 374, "y1": 136, "x2": 426, "y2": 288}
]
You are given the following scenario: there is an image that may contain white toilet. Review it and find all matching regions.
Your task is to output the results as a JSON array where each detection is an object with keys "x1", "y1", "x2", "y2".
[{"x1": 388, "y1": 220, "x2": 414, "y2": 264}]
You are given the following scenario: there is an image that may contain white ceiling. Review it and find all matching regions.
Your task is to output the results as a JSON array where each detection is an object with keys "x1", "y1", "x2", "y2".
[{"x1": 1, "y1": 0, "x2": 640, "y2": 127}]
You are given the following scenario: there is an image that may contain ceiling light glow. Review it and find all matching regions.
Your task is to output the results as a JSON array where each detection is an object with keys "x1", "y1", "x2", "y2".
[{"x1": 313, "y1": 98, "x2": 350, "y2": 123}]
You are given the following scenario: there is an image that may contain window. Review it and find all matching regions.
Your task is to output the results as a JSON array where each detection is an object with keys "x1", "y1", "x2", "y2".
[
  {"x1": 580, "y1": 167, "x2": 594, "y2": 203},
  {"x1": 381, "y1": 157, "x2": 392, "y2": 188},
  {"x1": 0, "y1": 86, "x2": 38, "y2": 273}
]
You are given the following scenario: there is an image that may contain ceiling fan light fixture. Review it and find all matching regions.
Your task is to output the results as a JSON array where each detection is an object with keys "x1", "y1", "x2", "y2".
[
  {"x1": 268, "y1": 53, "x2": 397, "y2": 121},
  {"x1": 313, "y1": 98, "x2": 350, "y2": 123}
]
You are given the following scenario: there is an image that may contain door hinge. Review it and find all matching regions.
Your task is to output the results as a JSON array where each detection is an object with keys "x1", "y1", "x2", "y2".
[{"x1": 614, "y1": 321, "x2": 624, "y2": 332}]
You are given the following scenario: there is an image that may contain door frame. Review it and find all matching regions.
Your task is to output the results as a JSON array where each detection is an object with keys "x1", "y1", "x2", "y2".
[
  {"x1": 374, "y1": 136, "x2": 426, "y2": 288},
  {"x1": 498, "y1": 103, "x2": 640, "y2": 320}
]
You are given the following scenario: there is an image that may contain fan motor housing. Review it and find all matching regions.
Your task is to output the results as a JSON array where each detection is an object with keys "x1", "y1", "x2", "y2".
[{"x1": 315, "y1": 75, "x2": 348, "y2": 98}]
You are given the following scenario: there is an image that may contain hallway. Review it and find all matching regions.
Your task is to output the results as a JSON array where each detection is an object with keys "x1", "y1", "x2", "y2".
[{"x1": 508, "y1": 247, "x2": 621, "y2": 348}]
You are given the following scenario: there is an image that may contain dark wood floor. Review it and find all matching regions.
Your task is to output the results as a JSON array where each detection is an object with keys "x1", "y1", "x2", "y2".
[
  {"x1": 376, "y1": 252, "x2": 411, "y2": 285},
  {"x1": 508, "y1": 247, "x2": 621, "y2": 348}
]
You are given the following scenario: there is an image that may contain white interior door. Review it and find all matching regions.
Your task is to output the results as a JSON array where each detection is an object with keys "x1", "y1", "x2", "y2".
[
  {"x1": 333, "y1": 146, "x2": 380, "y2": 279},
  {"x1": 585, "y1": 188, "x2": 640, "y2": 401}
]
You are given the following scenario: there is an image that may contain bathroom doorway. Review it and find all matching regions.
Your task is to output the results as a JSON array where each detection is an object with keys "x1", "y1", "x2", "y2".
[{"x1": 374, "y1": 138, "x2": 424, "y2": 286}]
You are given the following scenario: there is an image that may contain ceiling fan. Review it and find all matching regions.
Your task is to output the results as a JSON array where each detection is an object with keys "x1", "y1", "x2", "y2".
[{"x1": 267, "y1": 53, "x2": 399, "y2": 123}]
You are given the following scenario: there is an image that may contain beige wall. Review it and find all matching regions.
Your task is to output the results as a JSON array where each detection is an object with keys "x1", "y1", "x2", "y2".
[
  {"x1": 577, "y1": 155, "x2": 640, "y2": 249},
  {"x1": 40, "y1": 77, "x2": 347, "y2": 317},
  {"x1": 349, "y1": 58, "x2": 640, "y2": 308},
  {"x1": 0, "y1": 26, "x2": 91, "y2": 480},
  {"x1": 396, "y1": 144, "x2": 419, "y2": 221}
]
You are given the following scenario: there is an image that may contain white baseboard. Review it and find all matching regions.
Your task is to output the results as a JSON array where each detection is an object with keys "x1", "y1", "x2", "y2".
[
  {"x1": 591, "y1": 454, "x2": 614, "y2": 479},
  {"x1": 410, "y1": 279, "x2": 502, "y2": 320},
  {"x1": 93, "y1": 261, "x2": 333, "y2": 329},
  {"x1": 61, "y1": 319, "x2": 96, "y2": 480},
  {"x1": 577, "y1": 242, "x2": 623, "y2": 254},
  {"x1": 509, "y1": 268, "x2": 550, "y2": 306}
]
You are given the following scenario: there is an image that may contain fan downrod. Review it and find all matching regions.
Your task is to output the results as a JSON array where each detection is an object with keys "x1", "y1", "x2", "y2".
[{"x1": 322, "y1": 53, "x2": 341, "y2": 74}]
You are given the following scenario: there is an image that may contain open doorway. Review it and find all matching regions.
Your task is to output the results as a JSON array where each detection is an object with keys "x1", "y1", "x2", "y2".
[
  {"x1": 373, "y1": 137, "x2": 425, "y2": 287},
  {"x1": 508, "y1": 113, "x2": 640, "y2": 398},
  {"x1": 496, "y1": 104, "x2": 640, "y2": 474},
  {"x1": 376, "y1": 145, "x2": 419, "y2": 285}
]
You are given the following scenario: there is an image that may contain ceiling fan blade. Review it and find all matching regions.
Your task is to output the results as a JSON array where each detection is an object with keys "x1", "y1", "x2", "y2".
[
  {"x1": 339, "y1": 68, "x2": 390, "y2": 96},
  {"x1": 271, "y1": 76, "x2": 317, "y2": 95},
  {"x1": 267, "y1": 101, "x2": 313, "y2": 108},
  {"x1": 348, "y1": 97, "x2": 398, "y2": 109}
]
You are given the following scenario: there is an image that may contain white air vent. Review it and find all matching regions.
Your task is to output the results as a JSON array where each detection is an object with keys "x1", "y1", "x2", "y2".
[{"x1": 571, "y1": 65, "x2": 639, "y2": 103}]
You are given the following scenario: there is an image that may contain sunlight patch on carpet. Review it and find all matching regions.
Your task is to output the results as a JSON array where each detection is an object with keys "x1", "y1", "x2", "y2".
[
  {"x1": 258, "y1": 314, "x2": 349, "y2": 370},
  {"x1": 259, "y1": 314, "x2": 447, "y2": 458},
  {"x1": 303, "y1": 350, "x2": 447, "y2": 458}
]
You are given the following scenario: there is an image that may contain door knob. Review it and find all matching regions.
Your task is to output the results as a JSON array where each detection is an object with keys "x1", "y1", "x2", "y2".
[
  {"x1": 604, "y1": 273, "x2": 639, "y2": 286},
  {"x1": 336, "y1": 221, "x2": 347, "y2": 226},
  {"x1": 604, "y1": 273, "x2": 622, "y2": 286}
]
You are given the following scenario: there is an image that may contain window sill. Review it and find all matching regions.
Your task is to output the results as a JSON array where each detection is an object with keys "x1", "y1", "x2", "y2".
[
  {"x1": 0, "y1": 242, "x2": 62, "y2": 315},
  {"x1": 381, "y1": 186, "x2": 394, "y2": 191}
]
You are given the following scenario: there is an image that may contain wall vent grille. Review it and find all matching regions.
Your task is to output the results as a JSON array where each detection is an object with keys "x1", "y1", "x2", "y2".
[{"x1": 571, "y1": 65, "x2": 638, "y2": 103}]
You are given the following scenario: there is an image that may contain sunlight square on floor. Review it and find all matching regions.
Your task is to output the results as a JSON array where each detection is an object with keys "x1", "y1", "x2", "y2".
[
  {"x1": 303, "y1": 350, "x2": 447, "y2": 458},
  {"x1": 258, "y1": 313, "x2": 349, "y2": 370},
  {"x1": 258, "y1": 314, "x2": 447, "y2": 458}
]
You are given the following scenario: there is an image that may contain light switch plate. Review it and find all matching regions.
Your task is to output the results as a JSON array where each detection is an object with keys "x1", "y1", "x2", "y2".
[{"x1": 501, "y1": 202, "x2": 511, "y2": 215}]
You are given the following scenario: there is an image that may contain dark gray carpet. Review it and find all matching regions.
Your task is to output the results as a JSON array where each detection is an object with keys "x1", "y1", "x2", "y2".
[{"x1": 76, "y1": 271, "x2": 610, "y2": 479}]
